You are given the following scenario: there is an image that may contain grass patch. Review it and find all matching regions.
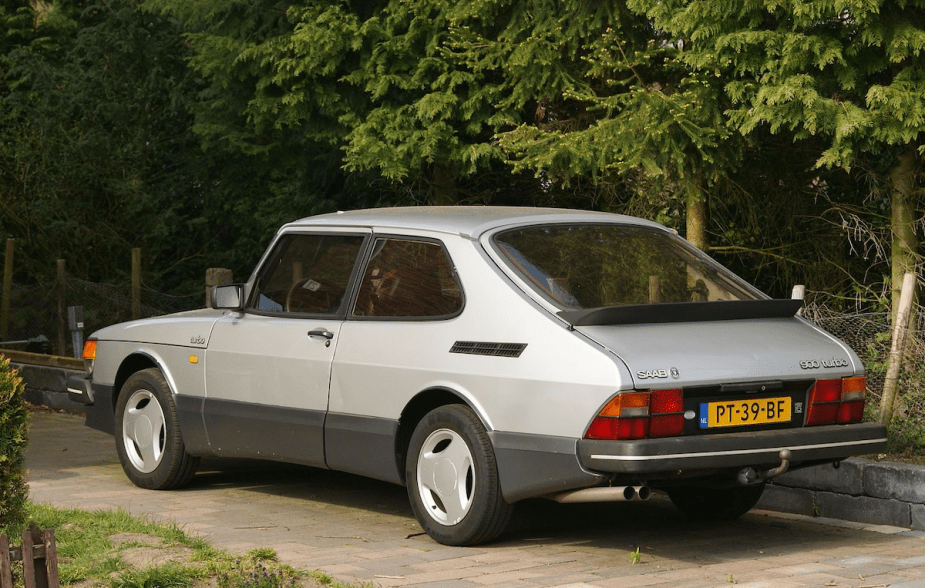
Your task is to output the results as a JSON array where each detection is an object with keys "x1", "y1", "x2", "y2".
[{"x1": 23, "y1": 503, "x2": 370, "y2": 588}]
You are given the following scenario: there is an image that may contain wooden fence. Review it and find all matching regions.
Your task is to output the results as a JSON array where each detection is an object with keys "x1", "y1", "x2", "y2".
[{"x1": 1, "y1": 527, "x2": 58, "y2": 588}]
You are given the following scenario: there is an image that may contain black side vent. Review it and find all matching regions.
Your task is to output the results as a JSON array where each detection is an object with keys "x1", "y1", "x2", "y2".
[{"x1": 450, "y1": 341, "x2": 527, "y2": 358}]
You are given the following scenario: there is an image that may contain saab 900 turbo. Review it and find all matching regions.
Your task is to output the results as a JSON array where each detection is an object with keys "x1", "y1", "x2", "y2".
[{"x1": 68, "y1": 207, "x2": 887, "y2": 545}]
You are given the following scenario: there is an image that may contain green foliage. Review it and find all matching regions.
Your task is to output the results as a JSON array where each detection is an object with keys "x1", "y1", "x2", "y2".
[
  {"x1": 631, "y1": 0, "x2": 925, "y2": 170},
  {"x1": 0, "y1": 0, "x2": 921, "y2": 309},
  {"x1": 218, "y1": 559, "x2": 298, "y2": 588},
  {"x1": 112, "y1": 565, "x2": 193, "y2": 588},
  {"x1": 0, "y1": 357, "x2": 28, "y2": 535}
]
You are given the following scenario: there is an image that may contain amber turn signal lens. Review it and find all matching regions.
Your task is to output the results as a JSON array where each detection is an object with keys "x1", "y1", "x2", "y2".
[{"x1": 82, "y1": 339, "x2": 97, "y2": 361}]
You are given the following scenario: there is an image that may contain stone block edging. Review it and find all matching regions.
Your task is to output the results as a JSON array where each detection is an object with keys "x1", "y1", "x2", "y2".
[{"x1": 759, "y1": 458, "x2": 925, "y2": 531}]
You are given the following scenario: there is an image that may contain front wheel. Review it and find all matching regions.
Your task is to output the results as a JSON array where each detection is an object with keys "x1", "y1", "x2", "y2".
[
  {"x1": 667, "y1": 483, "x2": 766, "y2": 520},
  {"x1": 406, "y1": 405, "x2": 513, "y2": 546},
  {"x1": 115, "y1": 368, "x2": 199, "y2": 490}
]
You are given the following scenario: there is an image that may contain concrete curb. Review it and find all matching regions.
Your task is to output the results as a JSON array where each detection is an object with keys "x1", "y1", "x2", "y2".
[
  {"x1": 758, "y1": 458, "x2": 925, "y2": 531},
  {"x1": 14, "y1": 362, "x2": 924, "y2": 532},
  {"x1": 13, "y1": 361, "x2": 87, "y2": 413}
]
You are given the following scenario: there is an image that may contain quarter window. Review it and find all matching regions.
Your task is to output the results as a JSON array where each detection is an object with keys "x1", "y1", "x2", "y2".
[
  {"x1": 250, "y1": 234, "x2": 364, "y2": 315},
  {"x1": 353, "y1": 238, "x2": 462, "y2": 318}
]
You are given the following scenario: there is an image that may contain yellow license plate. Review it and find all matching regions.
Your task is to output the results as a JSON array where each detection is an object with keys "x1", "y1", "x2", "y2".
[{"x1": 699, "y1": 397, "x2": 792, "y2": 429}]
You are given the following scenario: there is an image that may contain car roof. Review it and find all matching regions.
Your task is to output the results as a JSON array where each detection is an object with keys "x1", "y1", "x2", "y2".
[{"x1": 284, "y1": 206, "x2": 667, "y2": 239}]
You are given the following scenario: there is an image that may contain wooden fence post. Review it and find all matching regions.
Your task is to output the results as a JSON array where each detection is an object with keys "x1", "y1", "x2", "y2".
[
  {"x1": 56, "y1": 260, "x2": 67, "y2": 356},
  {"x1": 131, "y1": 248, "x2": 142, "y2": 320},
  {"x1": 0, "y1": 533, "x2": 10, "y2": 588},
  {"x1": 205, "y1": 268, "x2": 234, "y2": 308},
  {"x1": 879, "y1": 272, "x2": 917, "y2": 427},
  {"x1": 2, "y1": 528, "x2": 58, "y2": 588},
  {"x1": 2, "y1": 239, "x2": 13, "y2": 341}
]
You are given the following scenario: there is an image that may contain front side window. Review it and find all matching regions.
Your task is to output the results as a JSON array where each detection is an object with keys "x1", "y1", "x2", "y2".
[
  {"x1": 353, "y1": 238, "x2": 463, "y2": 318},
  {"x1": 250, "y1": 233, "x2": 364, "y2": 315},
  {"x1": 493, "y1": 224, "x2": 760, "y2": 310}
]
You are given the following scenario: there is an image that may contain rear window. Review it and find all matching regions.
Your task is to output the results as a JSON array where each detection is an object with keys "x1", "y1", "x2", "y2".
[{"x1": 492, "y1": 224, "x2": 760, "y2": 310}]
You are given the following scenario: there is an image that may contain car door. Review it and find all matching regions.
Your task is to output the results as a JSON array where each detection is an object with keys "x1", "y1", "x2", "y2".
[
  {"x1": 326, "y1": 235, "x2": 465, "y2": 482},
  {"x1": 203, "y1": 230, "x2": 368, "y2": 466}
]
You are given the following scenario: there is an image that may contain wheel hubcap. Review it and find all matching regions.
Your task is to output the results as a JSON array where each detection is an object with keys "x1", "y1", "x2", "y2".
[
  {"x1": 416, "y1": 428, "x2": 474, "y2": 526},
  {"x1": 122, "y1": 389, "x2": 166, "y2": 474}
]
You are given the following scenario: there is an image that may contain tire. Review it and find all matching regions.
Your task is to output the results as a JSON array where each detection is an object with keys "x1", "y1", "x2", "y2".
[
  {"x1": 667, "y1": 482, "x2": 766, "y2": 520},
  {"x1": 406, "y1": 405, "x2": 513, "y2": 546},
  {"x1": 114, "y1": 368, "x2": 199, "y2": 490}
]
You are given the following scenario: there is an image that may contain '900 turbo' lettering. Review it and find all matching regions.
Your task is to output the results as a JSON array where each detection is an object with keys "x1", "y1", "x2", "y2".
[{"x1": 800, "y1": 357, "x2": 850, "y2": 370}]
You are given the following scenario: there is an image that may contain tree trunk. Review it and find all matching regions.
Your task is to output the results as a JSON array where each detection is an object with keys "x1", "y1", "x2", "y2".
[
  {"x1": 890, "y1": 147, "x2": 919, "y2": 327},
  {"x1": 428, "y1": 163, "x2": 457, "y2": 205},
  {"x1": 686, "y1": 185, "x2": 709, "y2": 252}
]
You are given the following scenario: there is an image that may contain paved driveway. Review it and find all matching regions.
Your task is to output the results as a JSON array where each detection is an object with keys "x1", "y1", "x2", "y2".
[{"x1": 25, "y1": 412, "x2": 925, "y2": 588}]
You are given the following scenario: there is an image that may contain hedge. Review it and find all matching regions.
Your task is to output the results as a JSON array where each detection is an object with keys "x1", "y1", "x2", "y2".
[{"x1": 0, "y1": 356, "x2": 28, "y2": 535}]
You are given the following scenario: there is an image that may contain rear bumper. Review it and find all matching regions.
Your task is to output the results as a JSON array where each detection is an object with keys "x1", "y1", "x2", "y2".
[{"x1": 578, "y1": 423, "x2": 887, "y2": 475}]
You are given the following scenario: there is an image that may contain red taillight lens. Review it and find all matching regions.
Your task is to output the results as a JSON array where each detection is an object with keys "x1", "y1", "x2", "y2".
[
  {"x1": 650, "y1": 389, "x2": 685, "y2": 437},
  {"x1": 837, "y1": 377, "x2": 866, "y2": 424},
  {"x1": 806, "y1": 377, "x2": 867, "y2": 426},
  {"x1": 585, "y1": 389, "x2": 684, "y2": 440}
]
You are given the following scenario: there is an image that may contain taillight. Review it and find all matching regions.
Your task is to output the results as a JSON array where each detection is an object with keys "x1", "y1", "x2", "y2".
[
  {"x1": 585, "y1": 389, "x2": 684, "y2": 441},
  {"x1": 838, "y1": 377, "x2": 867, "y2": 424},
  {"x1": 806, "y1": 377, "x2": 867, "y2": 425},
  {"x1": 650, "y1": 389, "x2": 685, "y2": 437}
]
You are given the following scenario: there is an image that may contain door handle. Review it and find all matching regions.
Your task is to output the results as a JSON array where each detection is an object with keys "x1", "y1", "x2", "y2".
[{"x1": 308, "y1": 329, "x2": 335, "y2": 340}]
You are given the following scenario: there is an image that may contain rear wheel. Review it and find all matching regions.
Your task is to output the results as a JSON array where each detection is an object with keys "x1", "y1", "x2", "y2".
[
  {"x1": 406, "y1": 405, "x2": 513, "y2": 546},
  {"x1": 115, "y1": 368, "x2": 199, "y2": 490},
  {"x1": 667, "y1": 483, "x2": 766, "y2": 520}
]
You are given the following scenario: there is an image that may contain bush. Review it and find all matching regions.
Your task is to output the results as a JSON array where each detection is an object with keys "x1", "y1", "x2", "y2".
[{"x1": 0, "y1": 356, "x2": 28, "y2": 535}]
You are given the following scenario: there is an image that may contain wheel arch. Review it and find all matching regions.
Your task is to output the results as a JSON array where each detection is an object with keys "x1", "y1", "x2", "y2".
[
  {"x1": 111, "y1": 351, "x2": 173, "y2": 412},
  {"x1": 395, "y1": 386, "x2": 489, "y2": 486}
]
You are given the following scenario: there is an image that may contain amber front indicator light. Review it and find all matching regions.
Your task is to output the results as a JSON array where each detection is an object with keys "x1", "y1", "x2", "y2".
[
  {"x1": 806, "y1": 377, "x2": 867, "y2": 426},
  {"x1": 82, "y1": 339, "x2": 97, "y2": 361},
  {"x1": 585, "y1": 389, "x2": 684, "y2": 441}
]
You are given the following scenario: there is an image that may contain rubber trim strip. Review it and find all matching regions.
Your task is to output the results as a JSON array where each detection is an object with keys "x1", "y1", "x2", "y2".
[{"x1": 590, "y1": 437, "x2": 888, "y2": 461}]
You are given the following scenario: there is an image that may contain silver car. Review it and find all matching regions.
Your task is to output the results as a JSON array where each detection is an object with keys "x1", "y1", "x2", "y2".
[{"x1": 68, "y1": 207, "x2": 887, "y2": 545}]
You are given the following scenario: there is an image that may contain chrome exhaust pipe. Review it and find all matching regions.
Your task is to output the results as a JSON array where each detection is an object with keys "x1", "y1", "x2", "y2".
[{"x1": 547, "y1": 485, "x2": 651, "y2": 503}]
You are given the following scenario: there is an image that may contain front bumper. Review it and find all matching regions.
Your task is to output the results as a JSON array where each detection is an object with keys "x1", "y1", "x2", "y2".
[
  {"x1": 67, "y1": 374, "x2": 116, "y2": 436},
  {"x1": 66, "y1": 374, "x2": 94, "y2": 404},
  {"x1": 578, "y1": 422, "x2": 888, "y2": 475}
]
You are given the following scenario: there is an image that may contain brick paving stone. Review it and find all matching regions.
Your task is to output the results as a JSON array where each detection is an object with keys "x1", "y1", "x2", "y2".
[
  {"x1": 468, "y1": 570, "x2": 552, "y2": 585},
  {"x1": 24, "y1": 412, "x2": 925, "y2": 588},
  {"x1": 890, "y1": 580, "x2": 925, "y2": 588}
]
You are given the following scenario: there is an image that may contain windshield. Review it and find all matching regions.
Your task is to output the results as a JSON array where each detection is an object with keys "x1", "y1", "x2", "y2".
[{"x1": 493, "y1": 224, "x2": 761, "y2": 310}]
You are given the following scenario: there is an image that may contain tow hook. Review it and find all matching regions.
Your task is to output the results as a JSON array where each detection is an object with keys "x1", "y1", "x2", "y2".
[{"x1": 737, "y1": 449, "x2": 792, "y2": 485}]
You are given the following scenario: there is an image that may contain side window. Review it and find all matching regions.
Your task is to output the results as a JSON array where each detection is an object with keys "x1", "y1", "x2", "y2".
[
  {"x1": 353, "y1": 238, "x2": 463, "y2": 318},
  {"x1": 250, "y1": 233, "x2": 364, "y2": 315}
]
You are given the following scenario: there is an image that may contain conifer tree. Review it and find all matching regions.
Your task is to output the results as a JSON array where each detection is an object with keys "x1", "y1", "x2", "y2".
[{"x1": 630, "y1": 0, "x2": 925, "y2": 311}]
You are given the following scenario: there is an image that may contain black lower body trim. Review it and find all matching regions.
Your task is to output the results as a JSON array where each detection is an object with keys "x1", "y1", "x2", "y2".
[
  {"x1": 489, "y1": 431, "x2": 603, "y2": 503},
  {"x1": 84, "y1": 382, "x2": 115, "y2": 436},
  {"x1": 324, "y1": 413, "x2": 402, "y2": 485},
  {"x1": 202, "y1": 398, "x2": 326, "y2": 468}
]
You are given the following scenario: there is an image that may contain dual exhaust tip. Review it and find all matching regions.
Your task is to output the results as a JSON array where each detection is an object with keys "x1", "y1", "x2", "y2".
[{"x1": 548, "y1": 485, "x2": 651, "y2": 504}]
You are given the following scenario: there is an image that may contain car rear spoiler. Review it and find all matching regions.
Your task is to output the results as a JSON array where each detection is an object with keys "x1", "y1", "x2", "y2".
[{"x1": 558, "y1": 299, "x2": 804, "y2": 327}]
